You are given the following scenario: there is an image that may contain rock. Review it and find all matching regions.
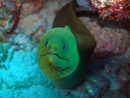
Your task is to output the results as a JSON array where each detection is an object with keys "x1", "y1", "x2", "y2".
[
  {"x1": 79, "y1": 17, "x2": 130, "y2": 58},
  {"x1": 83, "y1": 75, "x2": 110, "y2": 98}
]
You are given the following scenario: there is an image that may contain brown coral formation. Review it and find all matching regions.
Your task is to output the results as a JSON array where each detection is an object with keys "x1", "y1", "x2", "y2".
[
  {"x1": 92, "y1": 27, "x2": 130, "y2": 58},
  {"x1": 12, "y1": 0, "x2": 45, "y2": 17},
  {"x1": 0, "y1": 0, "x2": 21, "y2": 35},
  {"x1": 21, "y1": 2, "x2": 44, "y2": 17}
]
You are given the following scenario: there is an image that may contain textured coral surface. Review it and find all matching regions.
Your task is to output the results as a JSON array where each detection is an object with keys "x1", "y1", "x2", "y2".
[
  {"x1": 91, "y1": 0, "x2": 130, "y2": 20},
  {"x1": 79, "y1": 17, "x2": 130, "y2": 58}
]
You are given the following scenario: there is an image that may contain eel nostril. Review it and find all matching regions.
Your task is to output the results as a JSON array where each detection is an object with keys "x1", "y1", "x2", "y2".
[
  {"x1": 47, "y1": 46, "x2": 58, "y2": 52},
  {"x1": 47, "y1": 46, "x2": 57, "y2": 51}
]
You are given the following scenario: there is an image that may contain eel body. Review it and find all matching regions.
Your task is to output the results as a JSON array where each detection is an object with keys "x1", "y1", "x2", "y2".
[
  {"x1": 37, "y1": 1, "x2": 96, "y2": 89},
  {"x1": 53, "y1": 2, "x2": 96, "y2": 58}
]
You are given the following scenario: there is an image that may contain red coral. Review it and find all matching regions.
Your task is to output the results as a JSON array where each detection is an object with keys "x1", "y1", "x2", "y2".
[
  {"x1": 7, "y1": 7, "x2": 21, "y2": 34},
  {"x1": 91, "y1": 0, "x2": 130, "y2": 20}
]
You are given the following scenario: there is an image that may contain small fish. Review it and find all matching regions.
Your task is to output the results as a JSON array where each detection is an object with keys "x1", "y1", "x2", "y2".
[{"x1": 75, "y1": 0, "x2": 93, "y2": 12}]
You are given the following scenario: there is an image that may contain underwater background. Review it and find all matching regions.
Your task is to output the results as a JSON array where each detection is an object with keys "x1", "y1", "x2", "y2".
[{"x1": 0, "y1": 0, "x2": 130, "y2": 98}]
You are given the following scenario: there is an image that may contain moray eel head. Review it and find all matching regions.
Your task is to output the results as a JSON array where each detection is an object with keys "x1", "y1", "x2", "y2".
[{"x1": 37, "y1": 26, "x2": 79, "y2": 80}]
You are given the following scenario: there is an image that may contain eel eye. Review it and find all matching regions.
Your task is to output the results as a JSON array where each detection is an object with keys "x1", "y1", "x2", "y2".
[
  {"x1": 62, "y1": 43, "x2": 66, "y2": 50},
  {"x1": 45, "y1": 40, "x2": 48, "y2": 47}
]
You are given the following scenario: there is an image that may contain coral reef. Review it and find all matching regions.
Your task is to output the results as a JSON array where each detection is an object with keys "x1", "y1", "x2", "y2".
[
  {"x1": 17, "y1": 14, "x2": 45, "y2": 36},
  {"x1": 91, "y1": 0, "x2": 130, "y2": 20},
  {"x1": 21, "y1": 1, "x2": 44, "y2": 17},
  {"x1": 0, "y1": 0, "x2": 20, "y2": 34},
  {"x1": 9, "y1": 33, "x2": 34, "y2": 51}
]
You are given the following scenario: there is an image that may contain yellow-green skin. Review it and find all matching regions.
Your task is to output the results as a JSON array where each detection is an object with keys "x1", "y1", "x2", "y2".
[
  {"x1": 37, "y1": 1, "x2": 96, "y2": 89},
  {"x1": 37, "y1": 26, "x2": 79, "y2": 88}
]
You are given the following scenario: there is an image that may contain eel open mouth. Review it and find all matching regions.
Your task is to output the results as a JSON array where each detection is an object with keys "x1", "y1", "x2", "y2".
[
  {"x1": 40, "y1": 53, "x2": 68, "y2": 61},
  {"x1": 40, "y1": 53, "x2": 72, "y2": 79}
]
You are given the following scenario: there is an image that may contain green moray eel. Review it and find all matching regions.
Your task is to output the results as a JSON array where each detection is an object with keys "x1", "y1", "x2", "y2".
[
  {"x1": 37, "y1": 26, "x2": 79, "y2": 80},
  {"x1": 53, "y1": 1, "x2": 96, "y2": 58},
  {"x1": 37, "y1": 1, "x2": 96, "y2": 89}
]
